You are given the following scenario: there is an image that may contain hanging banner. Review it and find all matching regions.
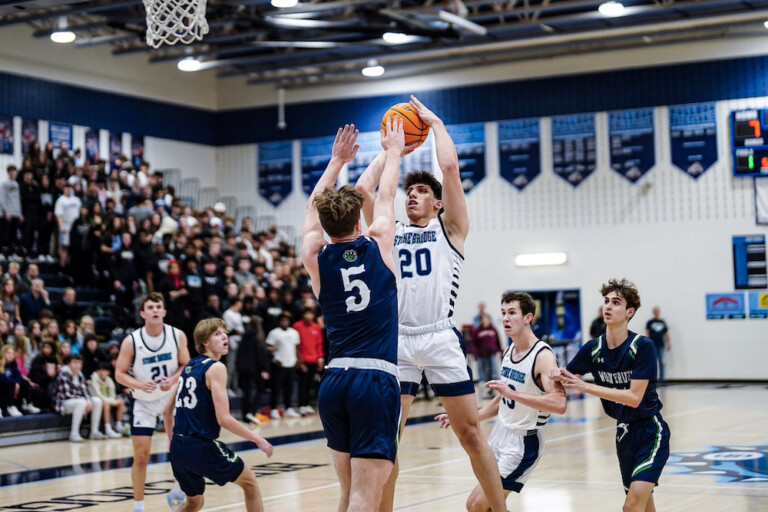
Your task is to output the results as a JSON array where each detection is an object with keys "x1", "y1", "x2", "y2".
[
  {"x1": 0, "y1": 115, "x2": 13, "y2": 155},
  {"x1": 347, "y1": 131, "x2": 384, "y2": 186},
  {"x1": 21, "y1": 118, "x2": 38, "y2": 157},
  {"x1": 131, "y1": 136, "x2": 145, "y2": 169},
  {"x1": 445, "y1": 122, "x2": 486, "y2": 193},
  {"x1": 109, "y1": 131, "x2": 123, "y2": 170},
  {"x1": 301, "y1": 135, "x2": 336, "y2": 196},
  {"x1": 49, "y1": 122, "x2": 73, "y2": 152},
  {"x1": 85, "y1": 128, "x2": 100, "y2": 164},
  {"x1": 498, "y1": 118, "x2": 540, "y2": 191},
  {"x1": 551, "y1": 114, "x2": 596, "y2": 187},
  {"x1": 609, "y1": 108, "x2": 655, "y2": 183},
  {"x1": 669, "y1": 103, "x2": 717, "y2": 179},
  {"x1": 706, "y1": 293, "x2": 746, "y2": 319},
  {"x1": 258, "y1": 141, "x2": 293, "y2": 207}
]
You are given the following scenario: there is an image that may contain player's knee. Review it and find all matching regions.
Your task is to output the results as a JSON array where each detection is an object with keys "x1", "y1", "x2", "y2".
[
  {"x1": 187, "y1": 495, "x2": 204, "y2": 511},
  {"x1": 455, "y1": 424, "x2": 483, "y2": 450},
  {"x1": 133, "y1": 452, "x2": 150, "y2": 466},
  {"x1": 465, "y1": 493, "x2": 487, "y2": 512},
  {"x1": 623, "y1": 496, "x2": 642, "y2": 512}
]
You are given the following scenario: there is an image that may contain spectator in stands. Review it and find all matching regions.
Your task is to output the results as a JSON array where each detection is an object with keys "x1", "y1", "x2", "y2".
[
  {"x1": 234, "y1": 257, "x2": 255, "y2": 287},
  {"x1": 69, "y1": 207, "x2": 96, "y2": 285},
  {"x1": 54, "y1": 353, "x2": 105, "y2": 442},
  {"x1": 182, "y1": 257, "x2": 204, "y2": 322},
  {"x1": 223, "y1": 297, "x2": 245, "y2": 393},
  {"x1": 27, "y1": 320, "x2": 42, "y2": 356},
  {"x1": 204, "y1": 294, "x2": 222, "y2": 319},
  {"x1": 1, "y1": 344, "x2": 42, "y2": 415},
  {"x1": 76, "y1": 316, "x2": 95, "y2": 348},
  {"x1": 2, "y1": 278, "x2": 21, "y2": 324},
  {"x1": 54, "y1": 183, "x2": 82, "y2": 268},
  {"x1": 158, "y1": 258, "x2": 189, "y2": 333},
  {"x1": 258, "y1": 287, "x2": 284, "y2": 335},
  {"x1": 0, "y1": 165, "x2": 23, "y2": 256},
  {"x1": 266, "y1": 312, "x2": 300, "y2": 419},
  {"x1": 110, "y1": 232, "x2": 139, "y2": 313},
  {"x1": 589, "y1": 305, "x2": 606, "y2": 338},
  {"x1": 293, "y1": 308, "x2": 324, "y2": 415},
  {"x1": 3, "y1": 262, "x2": 23, "y2": 294},
  {"x1": 19, "y1": 278, "x2": 51, "y2": 325},
  {"x1": 19, "y1": 169, "x2": 41, "y2": 257},
  {"x1": 28, "y1": 340, "x2": 57, "y2": 409},
  {"x1": 237, "y1": 314, "x2": 269, "y2": 424},
  {"x1": 89, "y1": 361, "x2": 124, "y2": 438},
  {"x1": 80, "y1": 334, "x2": 104, "y2": 384},
  {"x1": 42, "y1": 318, "x2": 60, "y2": 342},
  {"x1": 201, "y1": 258, "x2": 224, "y2": 299},
  {"x1": 61, "y1": 320, "x2": 79, "y2": 353},
  {"x1": 38, "y1": 174, "x2": 55, "y2": 261},
  {"x1": 16, "y1": 262, "x2": 38, "y2": 297},
  {"x1": 10, "y1": 323, "x2": 32, "y2": 373},
  {"x1": 473, "y1": 301, "x2": 488, "y2": 327},
  {"x1": 472, "y1": 314, "x2": 503, "y2": 395},
  {"x1": 57, "y1": 340, "x2": 72, "y2": 365},
  {"x1": 55, "y1": 287, "x2": 80, "y2": 324}
]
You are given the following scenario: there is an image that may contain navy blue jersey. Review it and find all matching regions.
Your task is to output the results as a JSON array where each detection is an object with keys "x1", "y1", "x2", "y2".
[
  {"x1": 318, "y1": 236, "x2": 398, "y2": 364},
  {"x1": 173, "y1": 355, "x2": 220, "y2": 440},
  {"x1": 566, "y1": 331, "x2": 662, "y2": 423}
]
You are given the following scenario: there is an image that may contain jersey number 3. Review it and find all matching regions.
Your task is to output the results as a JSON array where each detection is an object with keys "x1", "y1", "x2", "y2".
[
  {"x1": 341, "y1": 265, "x2": 370, "y2": 313},
  {"x1": 174, "y1": 376, "x2": 198, "y2": 409}
]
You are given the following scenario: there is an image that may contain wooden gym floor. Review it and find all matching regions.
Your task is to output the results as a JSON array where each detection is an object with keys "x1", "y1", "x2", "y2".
[{"x1": 0, "y1": 384, "x2": 766, "y2": 511}]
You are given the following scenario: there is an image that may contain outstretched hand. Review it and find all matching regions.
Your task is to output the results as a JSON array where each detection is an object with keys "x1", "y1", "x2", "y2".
[
  {"x1": 331, "y1": 124, "x2": 360, "y2": 164},
  {"x1": 409, "y1": 95, "x2": 440, "y2": 127},
  {"x1": 256, "y1": 437, "x2": 274, "y2": 457},
  {"x1": 434, "y1": 413, "x2": 451, "y2": 429},
  {"x1": 381, "y1": 116, "x2": 405, "y2": 155},
  {"x1": 484, "y1": 380, "x2": 516, "y2": 400},
  {"x1": 550, "y1": 368, "x2": 587, "y2": 392}
]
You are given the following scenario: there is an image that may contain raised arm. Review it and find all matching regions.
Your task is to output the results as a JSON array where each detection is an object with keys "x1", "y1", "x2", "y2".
[
  {"x1": 409, "y1": 95, "x2": 469, "y2": 247},
  {"x1": 355, "y1": 151, "x2": 386, "y2": 227},
  {"x1": 367, "y1": 117, "x2": 404, "y2": 273},
  {"x1": 301, "y1": 125, "x2": 360, "y2": 297}
]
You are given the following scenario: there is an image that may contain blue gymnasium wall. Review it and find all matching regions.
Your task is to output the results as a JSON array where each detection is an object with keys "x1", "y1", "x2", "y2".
[{"x1": 4, "y1": 55, "x2": 768, "y2": 145}]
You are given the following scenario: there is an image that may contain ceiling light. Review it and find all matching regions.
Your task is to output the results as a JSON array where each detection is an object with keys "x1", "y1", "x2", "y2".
[
  {"x1": 598, "y1": 1, "x2": 625, "y2": 17},
  {"x1": 271, "y1": 0, "x2": 298, "y2": 7},
  {"x1": 764, "y1": 20, "x2": 768, "y2": 29},
  {"x1": 362, "y1": 59, "x2": 384, "y2": 77},
  {"x1": 177, "y1": 57, "x2": 202, "y2": 72},
  {"x1": 382, "y1": 32, "x2": 409, "y2": 44},
  {"x1": 514, "y1": 252, "x2": 568, "y2": 267},
  {"x1": 51, "y1": 30, "x2": 76, "y2": 43}
]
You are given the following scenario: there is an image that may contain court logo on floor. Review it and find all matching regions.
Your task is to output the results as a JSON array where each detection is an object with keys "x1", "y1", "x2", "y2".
[{"x1": 667, "y1": 444, "x2": 768, "y2": 483}]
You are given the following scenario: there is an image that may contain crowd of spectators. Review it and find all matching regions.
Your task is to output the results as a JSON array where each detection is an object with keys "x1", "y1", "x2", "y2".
[{"x1": 0, "y1": 140, "x2": 328, "y2": 433}]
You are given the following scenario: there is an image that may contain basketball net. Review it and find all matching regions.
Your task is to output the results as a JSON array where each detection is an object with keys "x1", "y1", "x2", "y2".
[{"x1": 143, "y1": 0, "x2": 209, "y2": 48}]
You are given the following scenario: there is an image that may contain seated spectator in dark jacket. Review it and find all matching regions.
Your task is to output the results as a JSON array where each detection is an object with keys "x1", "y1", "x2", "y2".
[
  {"x1": 29, "y1": 340, "x2": 58, "y2": 408},
  {"x1": 19, "y1": 278, "x2": 51, "y2": 325},
  {"x1": 236, "y1": 315, "x2": 269, "y2": 424},
  {"x1": 201, "y1": 258, "x2": 225, "y2": 300},
  {"x1": 80, "y1": 334, "x2": 104, "y2": 381},
  {"x1": 55, "y1": 287, "x2": 81, "y2": 323}
]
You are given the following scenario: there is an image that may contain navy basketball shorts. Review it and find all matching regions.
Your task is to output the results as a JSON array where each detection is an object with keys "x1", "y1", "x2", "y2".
[
  {"x1": 616, "y1": 414, "x2": 671, "y2": 492},
  {"x1": 318, "y1": 367, "x2": 401, "y2": 462},
  {"x1": 170, "y1": 435, "x2": 245, "y2": 497}
]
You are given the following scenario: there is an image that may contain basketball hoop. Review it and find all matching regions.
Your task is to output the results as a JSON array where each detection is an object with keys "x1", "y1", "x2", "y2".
[{"x1": 143, "y1": 0, "x2": 209, "y2": 48}]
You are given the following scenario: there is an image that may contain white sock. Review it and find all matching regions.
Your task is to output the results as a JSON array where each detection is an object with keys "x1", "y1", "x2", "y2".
[
  {"x1": 171, "y1": 484, "x2": 182, "y2": 495},
  {"x1": 134, "y1": 500, "x2": 145, "y2": 510}
]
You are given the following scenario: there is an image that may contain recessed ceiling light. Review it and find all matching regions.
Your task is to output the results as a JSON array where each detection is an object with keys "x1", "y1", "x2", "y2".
[
  {"x1": 177, "y1": 57, "x2": 202, "y2": 72},
  {"x1": 382, "y1": 32, "x2": 409, "y2": 44},
  {"x1": 50, "y1": 30, "x2": 76, "y2": 43},
  {"x1": 598, "y1": 1, "x2": 625, "y2": 17},
  {"x1": 514, "y1": 252, "x2": 568, "y2": 267},
  {"x1": 362, "y1": 59, "x2": 384, "y2": 77},
  {"x1": 271, "y1": 0, "x2": 298, "y2": 7}
]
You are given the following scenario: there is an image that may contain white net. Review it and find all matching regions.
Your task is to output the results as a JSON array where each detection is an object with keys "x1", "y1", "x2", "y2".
[{"x1": 143, "y1": 0, "x2": 209, "y2": 48}]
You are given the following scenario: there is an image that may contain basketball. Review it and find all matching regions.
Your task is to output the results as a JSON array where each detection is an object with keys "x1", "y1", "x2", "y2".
[{"x1": 382, "y1": 102, "x2": 429, "y2": 148}]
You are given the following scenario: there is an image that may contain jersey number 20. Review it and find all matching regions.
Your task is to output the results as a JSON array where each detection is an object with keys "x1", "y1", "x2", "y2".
[
  {"x1": 399, "y1": 248, "x2": 431, "y2": 278},
  {"x1": 341, "y1": 265, "x2": 370, "y2": 312},
  {"x1": 174, "y1": 376, "x2": 198, "y2": 409}
]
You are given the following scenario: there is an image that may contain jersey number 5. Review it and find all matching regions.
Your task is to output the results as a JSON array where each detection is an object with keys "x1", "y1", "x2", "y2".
[
  {"x1": 341, "y1": 265, "x2": 370, "y2": 313},
  {"x1": 174, "y1": 376, "x2": 198, "y2": 409}
]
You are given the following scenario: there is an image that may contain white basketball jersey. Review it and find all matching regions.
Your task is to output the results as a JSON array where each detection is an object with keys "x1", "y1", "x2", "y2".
[
  {"x1": 130, "y1": 324, "x2": 180, "y2": 401},
  {"x1": 497, "y1": 340, "x2": 553, "y2": 432},
  {"x1": 393, "y1": 215, "x2": 463, "y2": 327}
]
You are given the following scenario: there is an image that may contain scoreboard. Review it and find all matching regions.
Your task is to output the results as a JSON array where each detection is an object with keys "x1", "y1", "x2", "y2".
[{"x1": 731, "y1": 109, "x2": 768, "y2": 177}]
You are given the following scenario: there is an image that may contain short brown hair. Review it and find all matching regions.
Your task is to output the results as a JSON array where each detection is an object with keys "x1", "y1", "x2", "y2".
[
  {"x1": 600, "y1": 278, "x2": 641, "y2": 316},
  {"x1": 403, "y1": 171, "x2": 442, "y2": 200},
  {"x1": 193, "y1": 318, "x2": 227, "y2": 354},
  {"x1": 501, "y1": 291, "x2": 536, "y2": 318},
  {"x1": 140, "y1": 292, "x2": 165, "y2": 311},
  {"x1": 314, "y1": 185, "x2": 363, "y2": 238}
]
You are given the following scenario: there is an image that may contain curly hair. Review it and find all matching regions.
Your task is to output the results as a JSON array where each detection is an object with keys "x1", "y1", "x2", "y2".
[
  {"x1": 600, "y1": 278, "x2": 641, "y2": 313},
  {"x1": 314, "y1": 185, "x2": 363, "y2": 238},
  {"x1": 403, "y1": 171, "x2": 442, "y2": 200}
]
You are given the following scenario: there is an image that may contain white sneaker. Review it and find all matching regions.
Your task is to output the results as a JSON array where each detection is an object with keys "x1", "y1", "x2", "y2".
[
  {"x1": 285, "y1": 407, "x2": 300, "y2": 418},
  {"x1": 245, "y1": 412, "x2": 261, "y2": 425},
  {"x1": 166, "y1": 488, "x2": 186, "y2": 510},
  {"x1": 89, "y1": 431, "x2": 106, "y2": 440},
  {"x1": 22, "y1": 401, "x2": 41, "y2": 414},
  {"x1": 69, "y1": 433, "x2": 84, "y2": 442},
  {"x1": 6, "y1": 405, "x2": 22, "y2": 417},
  {"x1": 300, "y1": 405, "x2": 316, "y2": 415},
  {"x1": 269, "y1": 409, "x2": 281, "y2": 420},
  {"x1": 105, "y1": 426, "x2": 122, "y2": 439}
]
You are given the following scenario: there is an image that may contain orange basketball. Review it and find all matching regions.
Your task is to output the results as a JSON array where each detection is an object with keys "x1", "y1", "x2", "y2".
[{"x1": 381, "y1": 102, "x2": 429, "y2": 148}]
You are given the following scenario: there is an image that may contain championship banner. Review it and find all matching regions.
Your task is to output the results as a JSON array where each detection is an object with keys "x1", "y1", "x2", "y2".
[
  {"x1": 258, "y1": 141, "x2": 293, "y2": 207},
  {"x1": 445, "y1": 122, "x2": 486, "y2": 193},
  {"x1": 347, "y1": 131, "x2": 383, "y2": 186},
  {"x1": 301, "y1": 135, "x2": 336, "y2": 196},
  {"x1": 131, "y1": 136, "x2": 145, "y2": 169},
  {"x1": 551, "y1": 114, "x2": 596, "y2": 187},
  {"x1": 21, "y1": 118, "x2": 38, "y2": 156},
  {"x1": 706, "y1": 293, "x2": 746, "y2": 319},
  {"x1": 609, "y1": 108, "x2": 655, "y2": 183},
  {"x1": 669, "y1": 103, "x2": 717, "y2": 179},
  {"x1": 749, "y1": 291, "x2": 768, "y2": 318},
  {"x1": 48, "y1": 122, "x2": 72, "y2": 152},
  {"x1": 109, "y1": 131, "x2": 123, "y2": 170},
  {"x1": 498, "y1": 118, "x2": 540, "y2": 191},
  {"x1": 85, "y1": 128, "x2": 100, "y2": 164},
  {"x1": 0, "y1": 114, "x2": 13, "y2": 155}
]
